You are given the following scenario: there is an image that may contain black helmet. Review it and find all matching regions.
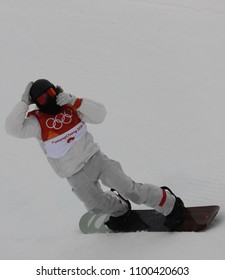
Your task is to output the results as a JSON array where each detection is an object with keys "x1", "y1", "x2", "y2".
[
  {"x1": 30, "y1": 79, "x2": 55, "y2": 102},
  {"x1": 30, "y1": 79, "x2": 60, "y2": 115}
]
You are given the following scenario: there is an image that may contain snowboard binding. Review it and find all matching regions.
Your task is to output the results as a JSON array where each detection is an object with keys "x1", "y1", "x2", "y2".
[
  {"x1": 105, "y1": 189, "x2": 151, "y2": 232},
  {"x1": 161, "y1": 186, "x2": 185, "y2": 231},
  {"x1": 104, "y1": 189, "x2": 132, "y2": 232}
]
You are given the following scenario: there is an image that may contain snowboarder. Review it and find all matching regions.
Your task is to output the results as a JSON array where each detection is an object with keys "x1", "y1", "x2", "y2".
[{"x1": 5, "y1": 79, "x2": 185, "y2": 231}]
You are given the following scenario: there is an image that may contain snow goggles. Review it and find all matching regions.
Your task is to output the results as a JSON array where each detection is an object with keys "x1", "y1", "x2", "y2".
[{"x1": 36, "y1": 88, "x2": 57, "y2": 105}]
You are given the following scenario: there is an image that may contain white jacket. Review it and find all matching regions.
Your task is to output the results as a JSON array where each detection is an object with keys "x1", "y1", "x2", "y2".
[{"x1": 5, "y1": 98, "x2": 106, "y2": 178}]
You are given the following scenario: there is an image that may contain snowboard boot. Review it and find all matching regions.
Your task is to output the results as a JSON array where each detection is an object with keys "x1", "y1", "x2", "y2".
[
  {"x1": 162, "y1": 186, "x2": 185, "y2": 231},
  {"x1": 105, "y1": 189, "x2": 132, "y2": 232}
]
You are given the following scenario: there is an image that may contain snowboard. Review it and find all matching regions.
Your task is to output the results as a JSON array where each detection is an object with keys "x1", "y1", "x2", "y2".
[{"x1": 79, "y1": 205, "x2": 220, "y2": 233}]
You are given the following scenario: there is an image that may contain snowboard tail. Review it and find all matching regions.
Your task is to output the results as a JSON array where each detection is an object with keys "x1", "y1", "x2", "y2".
[{"x1": 79, "y1": 205, "x2": 220, "y2": 233}]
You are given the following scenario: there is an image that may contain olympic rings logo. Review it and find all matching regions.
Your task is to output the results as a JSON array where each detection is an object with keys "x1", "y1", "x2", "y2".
[{"x1": 46, "y1": 108, "x2": 73, "y2": 130}]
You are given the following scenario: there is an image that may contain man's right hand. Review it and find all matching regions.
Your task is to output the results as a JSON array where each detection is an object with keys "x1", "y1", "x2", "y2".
[{"x1": 21, "y1": 82, "x2": 33, "y2": 105}]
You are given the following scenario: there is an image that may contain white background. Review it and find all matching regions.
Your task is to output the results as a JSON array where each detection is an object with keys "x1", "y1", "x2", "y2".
[
  {"x1": 0, "y1": 260, "x2": 224, "y2": 279},
  {"x1": 0, "y1": 0, "x2": 225, "y2": 266}
]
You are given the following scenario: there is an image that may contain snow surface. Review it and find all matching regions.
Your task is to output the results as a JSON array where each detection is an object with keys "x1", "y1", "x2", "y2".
[{"x1": 0, "y1": 0, "x2": 225, "y2": 260}]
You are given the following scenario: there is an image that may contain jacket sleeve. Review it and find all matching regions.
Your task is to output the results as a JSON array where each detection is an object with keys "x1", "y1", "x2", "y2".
[
  {"x1": 5, "y1": 101, "x2": 41, "y2": 139},
  {"x1": 75, "y1": 98, "x2": 107, "y2": 124}
]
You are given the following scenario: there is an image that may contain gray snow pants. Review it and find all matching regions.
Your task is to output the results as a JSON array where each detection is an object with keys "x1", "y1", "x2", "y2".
[{"x1": 67, "y1": 151, "x2": 175, "y2": 217}]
